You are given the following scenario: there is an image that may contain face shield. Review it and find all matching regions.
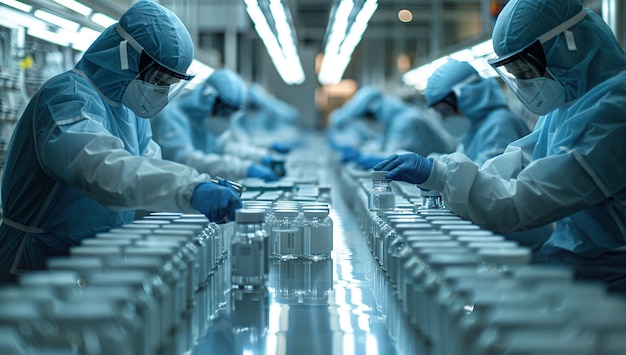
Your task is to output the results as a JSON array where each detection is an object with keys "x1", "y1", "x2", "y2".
[
  {"x1": 487, "y1": 10, "x2": 586, "y2": 115},
  {"x1": 116, "y1": 24, "x2": 195, "y2": 118}
]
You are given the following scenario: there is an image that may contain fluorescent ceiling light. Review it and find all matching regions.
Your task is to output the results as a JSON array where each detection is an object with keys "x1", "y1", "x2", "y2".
[
  {"x1": 27, "y1": 27, "x2": 70, "y2": 46},
  {"x1": 318, "y1": 0, "x2": 378, "y2": 85},
  {"x1": 244, "y1": 0, "x2": 305, "y2": 85},
  {"x1": 0, "y1": 0, "x2": 31, "y2": 13},
  {"x1": 402, "y1": 39, "x2": 496, "y2": 91},
  {"x1": 90, "y1": 12, "x2": 117, "y2": 28},
  {"x1": 53, "y1": 0, "x2": 92, "y2": 16},
  {"x1": 34, "y1": 9, "x2": 80, "y2": 31}
]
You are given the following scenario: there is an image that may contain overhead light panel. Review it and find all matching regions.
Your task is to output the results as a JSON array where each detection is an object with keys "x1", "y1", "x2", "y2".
[
  {"x1": 0, "y1": 0, "x2": 32, "y2": 13},
  {"x1": 70, "y1": 27, "x2": 100, "y2": 51},
  {"x1": 318, "y1": 0, "x2": 378, "y2": 85},
  {"x1": 34, "y1": 9, "x2": 80, "y2": 32},
  {"x1": 402, "y1": 39, "x2": 496, "y2": 91},
  {"x1": 90, "y1": 12, "x2": 117, "y2": 28},
  {"x1": 27, "y1": 27, "x2": 70, "y2": 46},
  {"x1": 53, "y1": 0, "x2": 92, "y2": 16},
  {"x1": 244, "y1": 0, "x2": 305, "y2": 85}
]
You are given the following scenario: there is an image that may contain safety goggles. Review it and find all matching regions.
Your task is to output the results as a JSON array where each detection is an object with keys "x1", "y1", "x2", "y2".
[
  {"x1": 430, "y1": 92, "x2": 458, "y2": 117},
  {"x1": 117, "y1": 24, "x2": 195, "y2": 101}
]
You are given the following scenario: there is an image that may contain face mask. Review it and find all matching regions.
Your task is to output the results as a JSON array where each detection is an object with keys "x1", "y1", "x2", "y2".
[
  {"x1": 515, "y1": 75, "x2": 566, "y2": 115},
  {"x1": 122, "y1": 80, "x2": 170, "y2": 118}
]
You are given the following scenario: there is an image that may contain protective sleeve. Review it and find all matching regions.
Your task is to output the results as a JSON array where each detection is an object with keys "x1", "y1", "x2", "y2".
[
  {"x1": 419, "y1": 150, "x2": 607, "y2": 233},
  {"x1": 37, "y1": 93, "x2": 209, "y2": 213}
]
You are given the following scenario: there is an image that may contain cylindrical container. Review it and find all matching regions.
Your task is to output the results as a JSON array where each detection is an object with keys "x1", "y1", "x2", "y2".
[
  {"x1": 301, "y1": 209, "x2": 333, "y2": 260},
  {"x1": 368, "y1": 171, "x2": 395, "y2": 211},
  {"x1": 270, "y1": 209, "x2": 302, "y2": 259},
  {"x1": 231, "y1": 209, "x2": 266, "y2": 287}
]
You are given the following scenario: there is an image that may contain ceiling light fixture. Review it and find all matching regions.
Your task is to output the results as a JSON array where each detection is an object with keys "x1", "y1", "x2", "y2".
[
  {"x1": 53, "y1": 0, "x2": 92, "y2": 17},
  {"x1": 318, "y1": 0, "x2": 378, "y2": 85},
  {"x1": 244, "y1": 0, "x2": 305, "y2": 85},
  {"x1": 0, "y1": 0, "x2": 32, "y2": 13}
]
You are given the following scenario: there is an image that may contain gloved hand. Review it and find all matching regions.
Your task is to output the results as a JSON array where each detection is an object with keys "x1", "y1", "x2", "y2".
[
  {"x1": 355, "y1": 154, "x2": 386, "y2": 170},
  {"x1": 271, "y1": 141, "x2": 294, "y2": 154},
  {"x1": 191, "y1": 182, "x2": 242, "y2": 223},
  {"x1": 339, "y1": 146, "x2": 361, "y2": 163},
  {"x1": 247, "y1": 163, "x2": 278, "y2": 182},
  {"x1": 373, "y1": 153, "x2": 433, "y2": 185}
]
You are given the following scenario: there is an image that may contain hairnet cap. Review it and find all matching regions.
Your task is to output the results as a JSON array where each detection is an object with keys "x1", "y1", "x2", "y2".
[
  {"x1": 492, "y1": 0, "x2": 583, "y2": 56},
  {"x1": 424, "y1": 59, "x2": 477, "y2": 107},
  {"x1": 118, "y1": 0, "x2": 194, "y2": 73},
  {"x1": 205, "y1": 69, "x2": 247, "y2": 109}
]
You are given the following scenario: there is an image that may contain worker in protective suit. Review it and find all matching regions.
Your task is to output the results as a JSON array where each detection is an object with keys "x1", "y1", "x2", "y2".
[
  {"x1": 328, "y1": 86, "x2": 456, "y2": 169},
  {"x1": 424, "y1": 59, "x2": 531, "y2": 166},
  {"x1": 151, "y1": 69, "x2": 278, "y2": 182},
  {"x1": 375, "y1": 0, "x2": 626, "y2": 293},
  {"x1": 0, "y1": 0, "x2": 242, "y2": 283},
  {"x1": 237, "y1": 83, "x2": 300, "y2": 150}
]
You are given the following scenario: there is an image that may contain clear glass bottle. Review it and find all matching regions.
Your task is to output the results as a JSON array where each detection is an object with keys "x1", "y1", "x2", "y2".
[
  {"x1": 271, "y1": 209, "x2": 302, "y2": 260},
  {"x1": 301, "y1": 209, "x2": 333, "y2": 260},
  {"x1": 368, "y1": 171, "x2": 395, "y2": 211},
  {"x1": 419, "y1": 189, "x2": 444, "y2": 210},
  {"x1": 231, "y1": 209, "x2": 266, "y2": 287}
]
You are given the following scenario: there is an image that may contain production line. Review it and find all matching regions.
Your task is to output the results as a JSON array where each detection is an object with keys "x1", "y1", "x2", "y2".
[{"x1": 1, "y1": 146, "x2": 625, "y2": 354}]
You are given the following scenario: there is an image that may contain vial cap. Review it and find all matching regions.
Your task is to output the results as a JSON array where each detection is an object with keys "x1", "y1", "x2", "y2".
[
  {"x1": 274, "y1": 209, "x2": 299, "y2": 218},
  {"x1": 235, "y1": 208, "x2": 266, "y2": 223},
  {"x1": 478, "y1": 248, "x2": 531, "y2": 265},
  {"x1": 303, "y1": 210, "x2": 329, "y2": 218},
  {"x1": 371, "y1": 171, "x2": 390, "y2": 181}
]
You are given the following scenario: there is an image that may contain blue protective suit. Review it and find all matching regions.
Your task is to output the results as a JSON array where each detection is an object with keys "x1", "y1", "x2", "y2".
[
  {"x1": 0, "y1": 1, "x2": 210, "y2": 282},
  {"x1": 419, "y1": 0, "x2": 626, "y2": 292},
  {"x1": 152, "y1": 69, "x2": 258, "y2": 180},
  {"x1": 425, "y1": 59, "x2": 530, "y2": 166},
  {"x1": 243, "y1": 83, "x2": 299, "y2": 132},
  {"x1": 373, "y1": 95, "x2": 457, "y2": 156}
]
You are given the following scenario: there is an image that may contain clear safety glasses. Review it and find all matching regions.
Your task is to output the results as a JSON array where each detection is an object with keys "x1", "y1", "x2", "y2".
[{"x1": 137, "y1": 50, "x2": 195, "y2": 101}]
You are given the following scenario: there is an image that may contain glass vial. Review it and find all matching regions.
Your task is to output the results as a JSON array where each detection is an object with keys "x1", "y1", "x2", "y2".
[
  {"x1": 419, "y1": 189, "x2": 444, "y2": 210},
  {"x1": 271, "y1": 209, "x2": 302, "y2": 260},
  {"x1": 231, "y1": 209, "x2": 266, "y2": 287},
  {"x1": 302, "y1": 209, "x2": 333, "y2": 260},
  {"x1": 368, "y1": 171, "x2": 395, "y2": 211}
]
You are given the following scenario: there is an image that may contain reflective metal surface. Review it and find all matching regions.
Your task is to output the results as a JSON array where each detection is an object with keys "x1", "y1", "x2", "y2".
[{"x1": 193, "y1": 172, "x2": 426, "y2": 355}]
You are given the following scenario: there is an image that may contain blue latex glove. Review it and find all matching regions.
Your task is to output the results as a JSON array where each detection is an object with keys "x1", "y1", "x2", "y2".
[
  {"x1": 339, "y1": 146, "x2": 361, "y2": 163},
  {"x1": 191, "y1": 182, "x2": 242, "y2": 223},
  {"x1": 373, "y1": 153, "x2": 433, "y2": 185},
  {"x1": 271, "y1": 142, "x2": 293, "y2": 154},
  {"x1": 247, "y1": 163, "x2": 278, "y2": 182},
  {"x1": 355, "y1": 154, "x2": 386, "y2": 170}
]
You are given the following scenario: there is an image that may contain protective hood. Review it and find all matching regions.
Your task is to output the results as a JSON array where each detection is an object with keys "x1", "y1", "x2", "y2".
[
  {"x1": 424, "y1": 59, "x2": 476, "y2": 107},
  {"x1": 492, "y1": 0, "x2": 626, "y2": 102},
  {"x1": 205, "y1": 69, "x2": 247, "y2": 110},
  {"x1": 247, "y1": 83, "x2": 299, "y2": 123},
  {"x1": 75, "y1": 0, "x2": 194, "y2": 103}
]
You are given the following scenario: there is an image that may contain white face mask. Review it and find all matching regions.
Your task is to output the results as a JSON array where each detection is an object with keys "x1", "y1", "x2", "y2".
[
  {"x1": 515, "y1": 75, "x2": 566, "y2": 115},
  {"x1": 122, "y1": 80, "x2": 170, "y2": 118}
]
